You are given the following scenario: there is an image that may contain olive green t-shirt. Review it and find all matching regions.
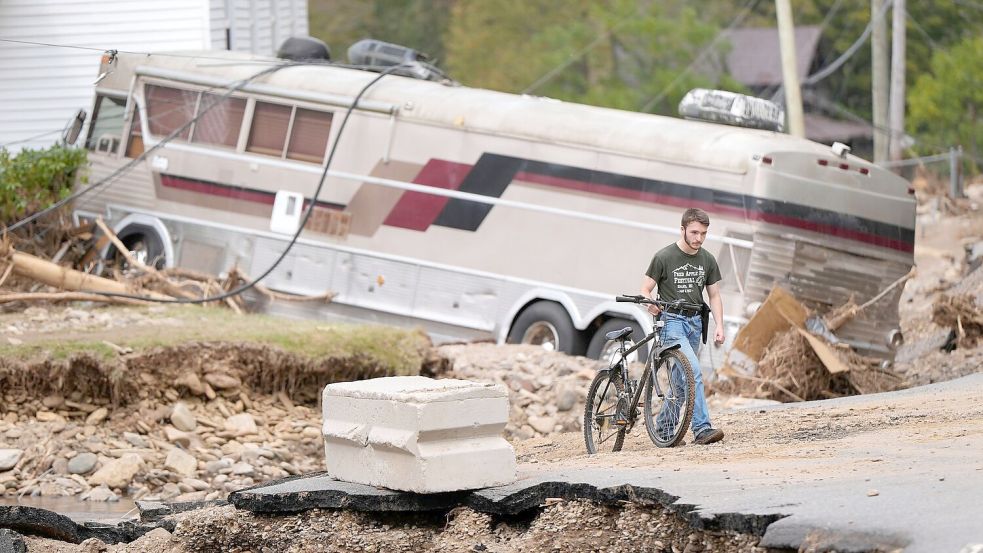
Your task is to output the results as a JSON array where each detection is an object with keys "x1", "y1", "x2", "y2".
[{"x1": 645, "y1": 243, "x2": 722, "y2": 306}]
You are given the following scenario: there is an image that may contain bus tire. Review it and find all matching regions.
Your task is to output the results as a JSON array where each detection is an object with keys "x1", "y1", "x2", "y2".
[
  {"x1": 507, "y1": 301, "x2": 586, "y2": 356},
  {"x1": 587, "y1": 318, "x2": 649, "y2": 364},
  {"x1": 108, "y1": 224, "x2": 167, "y2": 270}
]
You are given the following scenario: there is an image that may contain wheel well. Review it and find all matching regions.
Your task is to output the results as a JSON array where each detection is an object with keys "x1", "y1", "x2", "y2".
[{"x1": 99, "y1": 214, "x2": 174, "y2": 269}]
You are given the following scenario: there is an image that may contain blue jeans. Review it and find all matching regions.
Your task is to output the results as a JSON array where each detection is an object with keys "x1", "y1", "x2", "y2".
[{"x1": 655, "y1": 313, "x2": 712, "y2": 434}]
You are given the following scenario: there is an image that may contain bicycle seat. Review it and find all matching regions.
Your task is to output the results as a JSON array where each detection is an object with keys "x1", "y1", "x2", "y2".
[{"x1": 605, "y1": 327, "x2": 634, "y2": 341}]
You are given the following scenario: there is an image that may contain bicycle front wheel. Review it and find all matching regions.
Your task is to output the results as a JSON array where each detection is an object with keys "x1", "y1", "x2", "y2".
[
  {"x1": 643, "y1": 348, "x2": 695, "y2": 448},
  {"x1": 583, "y1": 368, "x2": 626, "y2": 454}
]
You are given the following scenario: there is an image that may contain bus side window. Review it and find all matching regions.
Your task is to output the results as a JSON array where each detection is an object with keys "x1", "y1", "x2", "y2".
[
  {"x1": 125, "y1": 105, "x2": 144, "y2": 158},
  {"x1": 146, "y1": 84, "x2": 197, "y2": 141},
  {"x1": 85, "y1": 94, "x2": 126, "y2": 155},
  {"x1": 247, "y1": 101, "x2": 291, "y2": 157},
  {"x1": 286, "y1": 108, "x2": 332, "y2": 164},
  {"x1": 192, "y1": 93, "x2": 246, "y2": 148}
]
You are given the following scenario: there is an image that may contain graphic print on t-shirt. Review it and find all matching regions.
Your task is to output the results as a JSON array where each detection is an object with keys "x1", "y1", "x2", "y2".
[{"x1": 671, "y1": 263, "x2": 706, "y2": 295}]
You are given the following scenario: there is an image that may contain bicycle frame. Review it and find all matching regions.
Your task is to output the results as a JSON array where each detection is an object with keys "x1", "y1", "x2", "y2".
[{"x1": 606, "y1": 319, "x2": 668, "y2": 428}]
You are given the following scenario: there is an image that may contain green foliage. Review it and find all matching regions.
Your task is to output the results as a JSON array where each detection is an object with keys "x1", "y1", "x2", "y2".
[
  {"x1": 444, "y1": 0, "x2": 742, "y2": 115},
  {"x1": 0, "y1": 144, "x2": 88, "y2": 225},
  {"x1": 908, "y1": 35, "x2": 983, "y2": 173},
  {"x1": 309, "y1": 0, "x2": 454, "y2": 64}
]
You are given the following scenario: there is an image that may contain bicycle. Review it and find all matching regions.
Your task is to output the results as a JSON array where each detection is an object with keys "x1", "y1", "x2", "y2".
[{"x1": 583, "y1": 295, "x2": 701, "y2": 453}]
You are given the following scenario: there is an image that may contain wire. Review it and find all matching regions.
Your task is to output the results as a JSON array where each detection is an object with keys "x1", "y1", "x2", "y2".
[
  {"x1": 638, "y1": 0, "x2": 761, "y2": 113},
  {"x1": 70, "y1": 63, "x2": 409, "y2": 305}
]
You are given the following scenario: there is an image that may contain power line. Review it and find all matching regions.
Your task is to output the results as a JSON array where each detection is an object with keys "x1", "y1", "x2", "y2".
[{"x1": 638, "y1": 0, "x2": 761, "y2": 113}]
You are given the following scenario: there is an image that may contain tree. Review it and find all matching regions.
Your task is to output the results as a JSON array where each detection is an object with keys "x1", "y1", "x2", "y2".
[
  {"x1": 908, "y1": 36, "x2": 983, "y2": 173},
  {"x1": 444, "y1": 0, "x2": 743, "y2": 115}
]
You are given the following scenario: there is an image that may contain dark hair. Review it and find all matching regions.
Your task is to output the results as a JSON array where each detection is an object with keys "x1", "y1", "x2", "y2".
[{"x1": 681, "y1": 208, "x2": 710, "y2": 228}]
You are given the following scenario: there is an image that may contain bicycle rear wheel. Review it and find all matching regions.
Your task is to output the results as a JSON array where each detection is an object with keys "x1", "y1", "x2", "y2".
[
  {"x1": 583, "y1": 368, "x2": 626, "y2": 454},
  {"x1": 643, "y1": 348, "x2": 695, "y2": 448}
]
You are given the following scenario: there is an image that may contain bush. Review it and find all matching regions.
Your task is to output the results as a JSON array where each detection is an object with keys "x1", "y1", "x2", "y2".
[{"x1": 0, "y1": 144, "x2": 88, "y2": 225}]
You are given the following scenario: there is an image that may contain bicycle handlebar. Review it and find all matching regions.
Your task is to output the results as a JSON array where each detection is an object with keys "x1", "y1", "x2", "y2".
[{"x1": 615, "y1": 294, "x2": 702, "y2": 312}]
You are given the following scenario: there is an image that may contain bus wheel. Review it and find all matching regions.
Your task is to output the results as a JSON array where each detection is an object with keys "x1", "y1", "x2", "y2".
[
  {"x1": 109, "y1": 225, "x2": 167, "y2": 270},
  {"x1": 587, "y1": 319, "x2": 648, "y2": 364},
  {"x1": 507, "y1": 301, "x2": 585, "y2": 355}
]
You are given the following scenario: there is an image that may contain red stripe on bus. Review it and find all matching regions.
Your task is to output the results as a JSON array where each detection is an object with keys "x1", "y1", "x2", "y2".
[
  {"x1": 514, "y1": 171, "x2": 913, "y2": 253},
  {"x1": 160, "y1": 174, "x2": 276, "y2": 205},
  {"x1": 383, "y1": 159, "x2": 473, "y2": 231}
]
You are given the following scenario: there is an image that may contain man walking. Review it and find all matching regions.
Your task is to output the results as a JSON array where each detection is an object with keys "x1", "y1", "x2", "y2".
[{"x1": 640, "y1": 207, "x2": 725, "y2": 445}]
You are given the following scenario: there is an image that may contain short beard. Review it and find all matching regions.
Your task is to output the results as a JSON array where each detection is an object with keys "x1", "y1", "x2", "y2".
[{"x1": 685, "y1": 237, "x2": 702, "y2": 250}]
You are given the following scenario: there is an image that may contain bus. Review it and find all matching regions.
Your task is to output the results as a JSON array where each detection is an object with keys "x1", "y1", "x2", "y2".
[{"x1": 76, "y1": 45, "x2": 915, "y2": 370}]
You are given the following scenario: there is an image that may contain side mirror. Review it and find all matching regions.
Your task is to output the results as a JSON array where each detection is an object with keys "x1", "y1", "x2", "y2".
[{"x1": 63, "y1": 109, "x2": 87, "y2": 146}]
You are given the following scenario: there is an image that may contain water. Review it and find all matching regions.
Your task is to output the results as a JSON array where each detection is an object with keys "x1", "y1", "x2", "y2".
[{"x1": 0, "y1": 495, "x2": 138, "y2": 524}]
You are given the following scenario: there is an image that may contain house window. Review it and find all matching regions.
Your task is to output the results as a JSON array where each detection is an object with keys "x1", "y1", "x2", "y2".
[
  {"x1": 146, "y1": 84, "x2": 197, "y2": 140},
  {"x1": 192, "y1": 93, "x2": 246, "y2": 147},
  {"x1": 286, "y1": 108, "x2": 333, "y2": 163},
  {"x1": 246, "y1": 101, "x2": 291, "y2": 157},
  {"x1": 85, "y1": 94, "x2": 126, "y2": 154}
]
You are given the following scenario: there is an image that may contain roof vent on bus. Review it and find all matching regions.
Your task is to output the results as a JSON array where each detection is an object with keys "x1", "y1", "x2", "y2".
[
  {"x1": 277, "y1": 36, "x2": 331, "y2": 62},
  {"x1": 347, "y1": 39, "x2": 444, "y2": 81},
  {"x1": 678, "y1": 89, "x2": 785, "y2": 132}
]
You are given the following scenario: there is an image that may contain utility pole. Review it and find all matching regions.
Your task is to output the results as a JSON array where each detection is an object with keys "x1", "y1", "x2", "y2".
[
  {"x1": 871, "y1": 0, "x2": 890, "y2": 163},
  {"x1": 888, "y1": 0, "x2": 906, "y2": 162},
  {"x1": 775, "y1": 0, "x2": 805, "y2": 137}
]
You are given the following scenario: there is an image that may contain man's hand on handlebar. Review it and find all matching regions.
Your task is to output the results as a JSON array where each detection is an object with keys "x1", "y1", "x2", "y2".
[{"x1": 646, "y1": 302, "x2": 661, "y2": 317}]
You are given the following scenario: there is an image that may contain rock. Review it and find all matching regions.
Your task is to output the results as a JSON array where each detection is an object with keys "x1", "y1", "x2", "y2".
[
  {"x1": 123, "y1": 432, "x2": 148, "y2": 448},
  {"x1": 68, "y1": 452, "x2": 98, "y2": 475},
  {"x1": 41, "y1": 394, "x2": 64, "y2": 409},
  {"x1": 240, "y1": 446, "x2": 276, "y2": 463},
  {"x1": 88, "y1": 453, "x2": 144, "y2": 489},
  {"x1": 205, "y1": 459, "x2": 233, "y2": 474},
  {"x1": 301, "y1": 426, "x2": 322, "y2": 439},
  {"x1": 170, "y1": 402, "x2": 197, "y2": 432},
  {"x1": 556, "y1": 387, "x2": 578, "y2": 412},
  {"x1": 224, "y1": 413, "x2": 257, "y2": 436},
  {"x1": 35, "y1": 411, "x2": 65, "y2": 424},
  {"x1": 0, "y1": 505, "x2": 79, "y2": 543},
  {"x1": 4, "y1": 429, "x2": 22, "y2": 439},
  {"x1": 0, "y1": 449, "x2": 23, "y2": 472},
  {"x1": 85, "y1": 407, "x2": 109, "y2": 426},
  {"x1": 527, "y1": 415, "x2": 557, "y2": 435},
  {"x1": 175, "y1": 373, "x2": 205, "y2": 396},
  {"x1": 82, "y1": 485, "x2": 119, "y2": 502},
  {"x1": 231, "y1": 462, "x2": 255, "y2": 476},
  {"x1": 164, "y1": 448, "x2": 197, "y2": 477},
  {"x1": 163, "y1": 426, "x2": 195, "y2": 448},
  {"x1": 204, "y1": 373, "x2": 241, "y2": 391},
  {"x1": 181, "y1": 478, "x2": 210, "y2": 491},
  {"x1": 52, "y1": 457, "x2": 69, "y2": 475}
]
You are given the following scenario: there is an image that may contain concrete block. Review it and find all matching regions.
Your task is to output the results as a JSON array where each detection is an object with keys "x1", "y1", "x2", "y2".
[{"x1": 322, "y1": 376, "x2": 515, "y2": 493}]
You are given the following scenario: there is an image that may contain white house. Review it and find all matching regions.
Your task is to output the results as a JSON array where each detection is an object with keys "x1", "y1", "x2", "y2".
[{"x1": 0, "y1": 0, "x2": 308, "y2": 152}]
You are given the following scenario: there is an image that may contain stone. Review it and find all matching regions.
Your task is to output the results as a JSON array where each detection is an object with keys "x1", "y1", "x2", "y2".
[
  {"x1": 182, "y1": 478, "x2": 210, "y2": 491},
  {"x1": 170, "y1": 403, "x2": 197, "y2": 432},
  {"x1": 88, "y1": 453, "x2": 144, "y2": 489},
  {"x1": 204, "y1": 373, "x2": 241, "y2": 391},
  {"x1": 527, "y1": 415, "x2": 557, "y2": 435},
  {"x1": 163, "y1": 426, "x2": 194, "y2": 448},
  {"x1": 68, "y1": 452, "x2": 98, "y2": 475},
  {"x1": 123, "y1": 432, "x2": 148, "y2": 448},
  {"x1": 85, "y1": 407, "x2": 109, "y2": 426},
  {"x1": 322, "y1": 376, "x2": 515, "y2": 493},
  {"x1": 175, "y1": 373, "x2": 205, "y2": 396},
  {"x1": 556, "y1": 387, "x2": 578, "y2": 412},
  {"x1": 35, "y1": 411, "x2": 65, "y2": 424},
  {"x1": 224, "y1": 413, "x2": 257, "y2": 436},
  {"x1": 51, "y1": 458, "x2": 69, "y2": 475},
  {"x1": 231, "y1": 462, "x2": 255, "y2": 476},
  {"x1": 41, "y1": 394, "x2": 64, "y2": 409},
  {"x1": 0, "y1": 449, "x2": 23, "y2": 472},
  {"x1": 0, "y1": 505, "x2": 80, "y2": 543},
  {"x1": 205, "y1": 459, "x2": 233, "y2": 474},
  {"x1": 82, "y1": 485, "x2": 119, "y2": 502},
  {"x1": 164, "y1": 448, "x2": 197, "y2": 477}
]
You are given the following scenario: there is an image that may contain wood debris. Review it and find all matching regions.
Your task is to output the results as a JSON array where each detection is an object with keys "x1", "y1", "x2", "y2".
[
  {"x1": 932, "y1": 293, "x2": 983, "y2": 349},
  {"x1": 1, "y1": 217, "x2": 335, "y2": 311}
]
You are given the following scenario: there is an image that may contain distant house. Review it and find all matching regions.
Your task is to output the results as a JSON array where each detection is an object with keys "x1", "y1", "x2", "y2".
[
  {"x1": 725, "y1": 26, "x2": 873, "y2": 152},
  {"x1": 0, "y1": 0, "x2": 308, "y2": 152}
]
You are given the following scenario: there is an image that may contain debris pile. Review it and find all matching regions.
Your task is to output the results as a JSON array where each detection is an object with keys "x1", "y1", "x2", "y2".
[{"x1": 932, "y1": 293, "x2": 983, "y2": 349}]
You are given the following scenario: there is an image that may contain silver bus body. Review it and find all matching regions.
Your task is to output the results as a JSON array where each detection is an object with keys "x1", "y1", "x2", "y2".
[{"x1": 76, "y1": 51, "x2": 915, "y2": 366}]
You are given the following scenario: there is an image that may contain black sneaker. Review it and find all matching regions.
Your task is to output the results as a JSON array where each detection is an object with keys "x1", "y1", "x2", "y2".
[{"x1": 694, "y1": 428, "x2": 724, "y2": 445}]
